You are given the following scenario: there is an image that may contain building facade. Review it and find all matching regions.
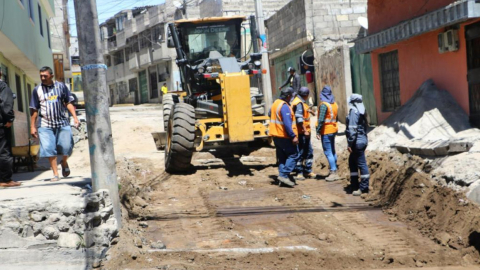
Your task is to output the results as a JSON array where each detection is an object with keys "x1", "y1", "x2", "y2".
[
  {"x1": 49, "y1": 0, "x2": 71, "y2": 84},
  {"x1": 0, "y1": 0, "x2": 55, "y2": 146},
  {"x1": 266, "y1": 0, "x2": 368, "y2": 122},
  {"x1": 356, "y1": 0, "x2": 480, "y2": 124},
  {"x1": 100, "y1": 5, "x2": 180, "y2": 105}
]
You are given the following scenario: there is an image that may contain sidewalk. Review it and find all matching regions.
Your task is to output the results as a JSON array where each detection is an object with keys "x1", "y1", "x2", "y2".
[{"x1": 0, "y1": 156, "x2": 118, "y2": 269}]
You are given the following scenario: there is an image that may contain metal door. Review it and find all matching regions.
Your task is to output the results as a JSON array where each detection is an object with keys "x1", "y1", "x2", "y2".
[
  {"x1": 466, "y1": 22, "x2": 480, "y2": 126},
  {"x1": 350, "y1": 47, "x2": 378, "y2": 125},
  {"x1": 139, "y1": 70, "x2": 149, "y2": 103}
]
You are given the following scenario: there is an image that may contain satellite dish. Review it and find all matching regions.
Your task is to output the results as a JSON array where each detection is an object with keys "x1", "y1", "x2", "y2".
[
  {"x1": 173, "y1": 1, "x2": 183, "y2": 8},
  {"x1": 358, "y1": 17, "x2": 368, "y2": 29}
]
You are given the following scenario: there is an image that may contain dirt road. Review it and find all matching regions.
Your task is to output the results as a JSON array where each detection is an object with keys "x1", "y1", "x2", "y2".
[{"x1": 95, "y1": 106, "x2": 479, "y2": 270}]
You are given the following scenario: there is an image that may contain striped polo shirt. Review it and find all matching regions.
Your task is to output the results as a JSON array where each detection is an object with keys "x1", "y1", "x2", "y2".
[{"x1": 29, "y1": 81, "x2": 74, "y2": 128}]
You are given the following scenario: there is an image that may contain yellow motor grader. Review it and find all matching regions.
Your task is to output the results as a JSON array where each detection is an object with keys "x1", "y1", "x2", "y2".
[{"x1": 155, "y1": 15, "x2": 271, "y2": 173}]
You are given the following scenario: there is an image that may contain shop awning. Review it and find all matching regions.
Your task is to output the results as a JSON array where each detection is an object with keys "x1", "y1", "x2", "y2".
[{"x1": 355, "y1": 0, "x2": 480, "y2": 54}]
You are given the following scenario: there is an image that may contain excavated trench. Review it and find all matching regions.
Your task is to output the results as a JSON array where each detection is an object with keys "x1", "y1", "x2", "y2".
[{"x1": 101, "y1": 147, "x2": 480, "y2": 270}]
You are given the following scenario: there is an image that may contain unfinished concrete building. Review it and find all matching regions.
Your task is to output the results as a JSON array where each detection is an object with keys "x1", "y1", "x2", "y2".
[{"x1": 266, "y1": 0, "x2": 368, "y2": 122}]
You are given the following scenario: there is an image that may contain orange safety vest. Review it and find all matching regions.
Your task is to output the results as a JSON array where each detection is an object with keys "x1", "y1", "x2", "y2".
[
  {"x1": 291, "y1": 96, "x2": 311, "y2": 135},
  {"x1": 269, "y1": 99, "x2": 298, "y2": 139},
  {"x1": 319, "y1": 102, "x2": 338, "y2": 135}
]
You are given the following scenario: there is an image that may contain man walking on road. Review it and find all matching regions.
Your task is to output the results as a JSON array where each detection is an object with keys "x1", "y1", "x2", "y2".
[
  {"x1": 0, "y1": 67, "x2": 20, "y2": 187},
  {"x1": 269, "y1": 87, "x2": 298, "y2": 187},
  {"x1": 316, "y1": 86, "x2": 341, "y2": 182},
  {"x1": 346, "y1": 94, "x2": 370, "y2": 196},
  {"x1": 292, "y1": 87, "x2": 316, "y2": 180},
  {"x1": 278, "y1": 67, "x2": 301, "y2": 95},
  {"x1": 30, "y1": 67, "x2": 80, "y2": 182}
]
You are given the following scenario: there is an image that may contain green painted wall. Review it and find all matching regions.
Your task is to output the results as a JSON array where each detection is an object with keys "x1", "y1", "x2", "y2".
[{"x1": 1, "y1": 0, "x2": 53, "y2": 70}]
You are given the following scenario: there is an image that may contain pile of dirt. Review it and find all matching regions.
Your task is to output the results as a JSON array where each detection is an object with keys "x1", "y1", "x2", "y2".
[
  {"x1": 366, "y1": 79, "x2": 480, "y2": 204},
  {"x1": 328, "y1": 150, "x2": 480, "y2": 264},
  {"x1": 369, "y1": 79, "x2": 479, "y2": 152}
]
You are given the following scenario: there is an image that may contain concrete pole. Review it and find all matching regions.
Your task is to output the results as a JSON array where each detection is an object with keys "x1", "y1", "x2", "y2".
[
  {"x1": 254, "y1": 0, "x2": 273, "y2": 111},
  {"x1": 73, "y1": 0, "x2": 122, "y2": 228}
]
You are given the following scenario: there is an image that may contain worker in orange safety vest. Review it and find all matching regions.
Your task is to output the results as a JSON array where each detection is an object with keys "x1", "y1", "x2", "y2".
[
  {"x1": 316, "y1": 86, "x2": 342, "y2": 182},
  {"x1": 291, "y1": 87, "x2": 317, "y2": 180},
  {"x1": 269, "y1": 87, "x2": 299, "y2": 187}
]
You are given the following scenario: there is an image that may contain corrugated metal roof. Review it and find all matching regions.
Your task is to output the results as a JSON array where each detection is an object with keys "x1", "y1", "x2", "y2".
[{"x1": 355, "y1": 0, "x2": 480, "y2": 54}]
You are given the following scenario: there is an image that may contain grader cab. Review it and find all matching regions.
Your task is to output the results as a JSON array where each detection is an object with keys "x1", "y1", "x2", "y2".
[{"x1": 159, "y1": 16, "x2": 270, "y2": 173}]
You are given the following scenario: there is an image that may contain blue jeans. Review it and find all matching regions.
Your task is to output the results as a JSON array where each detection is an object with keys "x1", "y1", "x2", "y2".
[
  {"x1": 273, "y1": 137, "x2": 299, "y2": 178},
  {"x1": 321, "y1": 133, "x2": 337, "y2": 171},
  {"x1": 349, "y1": 144, "x2": 370, "y2": 192},
  {"x1": 38, "y1": 126, "x2": 74, "y2": 158},
  {"x1": 295, "y1": 134, "x2": 313, "y2": 174}
]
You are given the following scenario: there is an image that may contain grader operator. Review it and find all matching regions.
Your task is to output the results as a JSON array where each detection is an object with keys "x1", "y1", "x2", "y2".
[{"x1": 160, "y1": 16, "x2": 270, "y2": 173}]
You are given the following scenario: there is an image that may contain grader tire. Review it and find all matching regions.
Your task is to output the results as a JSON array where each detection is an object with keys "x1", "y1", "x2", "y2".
[
  {"x1": 165, "y1": 103, "x2": 195, "y2": 173},
  {"x1": 162, "y1": 94, "x2": 175, "y2": 131}
]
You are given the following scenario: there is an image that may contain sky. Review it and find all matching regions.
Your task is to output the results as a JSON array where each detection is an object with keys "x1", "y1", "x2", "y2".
[{"x1": 68, "y1": 0, "x2": 166, "y2": 36}]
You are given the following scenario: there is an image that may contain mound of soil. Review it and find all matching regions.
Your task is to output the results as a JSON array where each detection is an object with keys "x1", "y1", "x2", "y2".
[{"x1": 326, "y1": 150, "x2": 480, "y2": 263}]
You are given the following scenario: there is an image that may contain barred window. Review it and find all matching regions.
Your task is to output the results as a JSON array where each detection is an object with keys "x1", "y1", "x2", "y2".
[{"x1": 379, "y1": 50, "x2": 401, "y2": 112}]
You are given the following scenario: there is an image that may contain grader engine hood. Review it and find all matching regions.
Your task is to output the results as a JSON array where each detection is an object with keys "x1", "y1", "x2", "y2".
[{"x1": 220, "y1": 72, "x2": 254, "y2": 143}]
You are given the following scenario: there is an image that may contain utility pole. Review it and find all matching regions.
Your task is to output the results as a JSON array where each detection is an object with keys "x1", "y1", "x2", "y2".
[
  {"x1": 73, "y1": 0, "x2": 122, "y2": 228},
  {"x1": 254, "y1": 0, "x2": 273, "y2": 111}
]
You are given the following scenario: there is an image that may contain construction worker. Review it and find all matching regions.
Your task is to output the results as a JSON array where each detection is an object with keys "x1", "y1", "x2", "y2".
[
  {"x1": 278, "y1": 67, "x2": 301, "y2": 95},
  {"x1": 269, "y1": 87, "x2": 298, "y2": 187},
  {"x1": 346, "y1": 94, "x2": 370, "y2": 196},
  {"x1": 292, "y1": 87, "x2": 316, "y2": 180},
  {"x1": 316, "y1": 86, "x2": 341, "y2": 182}
]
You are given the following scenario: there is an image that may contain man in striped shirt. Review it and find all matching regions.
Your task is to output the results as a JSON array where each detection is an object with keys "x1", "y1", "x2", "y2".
[{"x1": 30, "y1": 67, "x2": 80, "y2": 182}]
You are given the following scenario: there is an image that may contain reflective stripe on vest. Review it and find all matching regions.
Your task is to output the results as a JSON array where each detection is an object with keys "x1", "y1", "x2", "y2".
[
  {"x1": 324, "y1": 103, "x2": 337, "y2": 123},
  {"x1": 291, "y1": 96, "x2": 311, "y2": 135},
  {"x1": 320, "y1": 102, "x2": 339, "y2": 135},
  {"x1": 269, "y1": 100, "x2": 298, "y2": 138}
]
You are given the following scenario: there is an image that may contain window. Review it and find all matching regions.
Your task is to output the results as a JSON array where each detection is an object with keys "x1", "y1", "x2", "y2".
[
  {"x1": 152, "y1": 24, "x2": 164, "y2": 43},
  {"x1": 105, "y1": 55, "x2": 112, "y2": 67},
  {"x1": 71, "y1": 56, "x2": 80, "y2": 66},
  {"x1": 139, "y1": 30, "x2": 151, "y2": 50},
  {"x1": 38, "y1": 4, "x2": 43, "y2": 36},
  {"x1": 127, "y1": 36, "x2": 139, "y2": 53},
  {"x1": 46, "y1": 20, "x2": 51, "y2": 48},
  {"x1": 28, "y1": 0, "x2": 34, "y2": 21},
  {"x1": 15, "y1": 74, "x2": 23, "y2": 112},
  {"x1": 114, "y1": 50, "x2": 124, "y2": 65},
  {"x1": 116, "y1": 14, "x2": 127, "y2": 32},
  {"x1": 129, "y1": 78, "x2": 138, "y2": 93},
  {"x1": 379, "y1": 50, "x2": 401, "y2": 112}
]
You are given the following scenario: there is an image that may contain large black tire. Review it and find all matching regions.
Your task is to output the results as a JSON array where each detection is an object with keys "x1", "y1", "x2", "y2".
[
  {"x1": 162, "y1": 94, "x2": 175, "y2": 131},
  {"x1": 165, "y1": 103, "x2": 195, "y2": 173}
]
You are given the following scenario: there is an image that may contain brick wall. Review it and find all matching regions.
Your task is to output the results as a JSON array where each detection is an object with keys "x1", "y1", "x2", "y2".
[
  {"x1": 199, "y1": 0, "x2": 223, "y2": 17},
  {"x1": 266, "y1": 0, "x2": 307, "y2": 52},
  {"x1": 199, "y1": 0, "x2": 290, "y2": 19},
  {"x1": 306, "y1": 0, "x2": 367, "y2": 51}
]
